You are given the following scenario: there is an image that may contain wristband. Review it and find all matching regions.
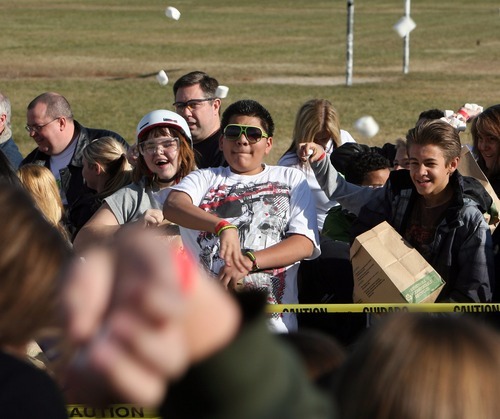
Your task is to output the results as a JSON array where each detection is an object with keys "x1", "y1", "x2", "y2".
[
  {"x1": 244, "y1": 250, "x2": 260, "y2": 272},
  {"x1": 217, "y1": 225, "x2": 238, "y2": 236},
  {"x1": 457, "y1": 109, "x2": 469, "y2": 121},
  {"x1": 215, "y1": 220, "x2": 236, "y2": 236},
  {"x1": 317, "y1": 151, "x2": 327, "y2": 161}
]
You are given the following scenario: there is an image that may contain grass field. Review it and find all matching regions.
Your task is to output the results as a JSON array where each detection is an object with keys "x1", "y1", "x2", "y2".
[{"x1": 1, "y1": 0, "x2": 499, "y2": 163}]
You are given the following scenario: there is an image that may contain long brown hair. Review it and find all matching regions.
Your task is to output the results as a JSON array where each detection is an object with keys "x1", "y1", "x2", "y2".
[
  {"x1": 334, "y1": 313, "x2": 500, "y2": 419},
  {"x1": 0, "y1": 183, "x2": 72, "y2": 346}
]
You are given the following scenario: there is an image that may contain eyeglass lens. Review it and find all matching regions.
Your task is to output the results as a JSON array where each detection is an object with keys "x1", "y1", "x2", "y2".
[
  {"x1": 140, "y1": 138, "x2": 179, "y2": 154},
  {"x1": 224, "y1": 125, "x2": 264, "y2": 143}
]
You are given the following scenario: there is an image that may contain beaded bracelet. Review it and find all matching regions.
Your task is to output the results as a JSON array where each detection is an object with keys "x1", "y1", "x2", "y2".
[{"x1": 244, "y1": 250, "x2": 260, "y2": 272}]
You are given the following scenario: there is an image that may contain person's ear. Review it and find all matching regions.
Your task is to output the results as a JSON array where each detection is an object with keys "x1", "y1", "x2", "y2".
[
  {"x1": 213, "y1": 98, "x2": 221, "y2": 115},
  {"x1": 58, "y1": 116, "x2": 67, "y2": 131},
  {"x1": 264, "y1": 136, "x2": 273, "y2": 155},
  {"x1": 448, "y1": 156, "x2": 459, "y2": 174},
  {"x1": 92, "y1": 163, "x2": 103, "y2": 175}
]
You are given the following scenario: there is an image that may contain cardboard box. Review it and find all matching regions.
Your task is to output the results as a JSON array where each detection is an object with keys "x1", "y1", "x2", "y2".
[
  {"x1": 350, "y1": 222, "x2": 445, "y2": 303},
  {"x1": 459, "y1": 146, "x2": 500, "y2": 226}
]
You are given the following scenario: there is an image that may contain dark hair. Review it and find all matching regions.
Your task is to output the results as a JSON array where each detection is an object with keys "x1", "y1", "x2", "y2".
[
  {"x1": 221, "y1": 100, "x2": 275, "y2": 137},
  {"x1": 416, "y1": 108, "x2": 445, "y2": 126},
  {"x1": 471, "y1": 104, "x2": 500, "y2": 177},
  {"x1": 406, "y1": 119, "x2": 461, "y2": 164},
  {"x1": 173, "y1": 71, "x2": 219, "y2": 97},
  {"x1": 0, "y1": 149, "x2": 21, "y2": 186},
  {"x1": 344, "y1": 151, "x2": 391, "y2": 185}
]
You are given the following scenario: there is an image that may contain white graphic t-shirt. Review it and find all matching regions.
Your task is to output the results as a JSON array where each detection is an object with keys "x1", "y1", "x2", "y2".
[{"x1": 171, "y1": 165, "x2": 320, "y2": 332}]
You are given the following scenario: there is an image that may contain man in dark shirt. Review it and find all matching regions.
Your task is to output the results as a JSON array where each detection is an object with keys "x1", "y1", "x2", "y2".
[
  {"x1": 173, "y1": 71, "x2": 226, "y2": 168},
  {"x1": 22, "y1": 92, "x2": 128, "y2": 233}
]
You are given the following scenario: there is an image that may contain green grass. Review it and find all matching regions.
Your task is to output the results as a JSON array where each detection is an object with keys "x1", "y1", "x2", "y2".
[{"x1": 1, "y1": 0, "x2": 500, "y2": 163}]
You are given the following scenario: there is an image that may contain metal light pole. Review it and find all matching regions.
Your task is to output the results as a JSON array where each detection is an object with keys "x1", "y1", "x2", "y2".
[
  {"x1": 403, "y1": 0, "x2": 411, "y2": 74},
  {"x1": 346, "y1": 0, "x2": 354, "y2": 86}
]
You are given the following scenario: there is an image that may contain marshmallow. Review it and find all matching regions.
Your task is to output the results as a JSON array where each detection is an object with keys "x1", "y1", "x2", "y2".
[
  {"x1": 354, "y1": 116, "x2": 379, "y2": 138},
  {"x1": 307, "y1": 149, "x2": 314, "y2": 156},
  {"x1": 393, "y1": 16, "x2": 416, "y2": 38},
  {"x1": 156, "y1": 70, "x2": 169, "y2": 86},
  {"x1": 215, "y1": 85, "x2": 229, "y2": 99},
  {"x1": 165, "y1": 6, "x2": 181, "y2": 20}
]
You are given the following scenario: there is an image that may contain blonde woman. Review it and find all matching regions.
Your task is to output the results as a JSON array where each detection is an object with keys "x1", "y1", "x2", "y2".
[
  {"x1": 69, "y1": 136, "x2": 133, "y2": 237},
  {"x1": 278, "y1": 99, "x2": 355, "y2": 230},
  {"x1": 18, "y1": 164, "x2": 69, "y2": 241}
]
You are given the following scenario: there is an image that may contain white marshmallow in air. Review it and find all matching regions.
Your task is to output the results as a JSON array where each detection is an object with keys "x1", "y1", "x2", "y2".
[
  {"x1": 215, "y1": 85, "x2": 229, "y2": 99},
  {"x1": 165, "y1": 6, "x2": 181, "y2": 20},
  {"x1": 354, "y1": 116, "x2": 380, "y2": 138},
  {"x1": 156, "y1": 70, "x2": 169, "y2": 86},
  {"x1": 393, "y1": 16, "x2": 416, "y2": 38}
]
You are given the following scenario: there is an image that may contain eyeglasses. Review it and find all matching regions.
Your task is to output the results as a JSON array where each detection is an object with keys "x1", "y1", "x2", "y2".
[
  {"x1": 172, "y1": 98, "x2": 215, "y2": 112},
  {"x1": 223, "y1": 124, "x2": 268, "y2": 144},
  {"x1": 25, "y1": 117, "x2": 60, "y2": 134},
  {"x1": 139, "y1": 137, "x2": 179, "y2": 155}
]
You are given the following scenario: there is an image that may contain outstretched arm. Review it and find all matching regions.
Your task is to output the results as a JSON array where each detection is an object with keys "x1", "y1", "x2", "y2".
[
  {"x1": 73, "y1": 203, "x2": 120, "y2": 253},
  {"x1": 164, "y1": 190, "x2": 248, "y2": 272}
]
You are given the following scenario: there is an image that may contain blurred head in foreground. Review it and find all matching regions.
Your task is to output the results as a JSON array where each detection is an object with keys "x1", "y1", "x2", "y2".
[{"x1": 333, "y1": 313, "x2": 500, "y2": 419}]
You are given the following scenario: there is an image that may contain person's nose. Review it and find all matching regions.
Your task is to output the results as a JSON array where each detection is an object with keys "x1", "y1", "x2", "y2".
[
  {"x1": 153, "y1": 145, "x2": 165, "y2": 155},
  {"x1": 237, "y1": 134, "x2": 250, "y2": 145},
  {"x1": 178, "y1": 105, "x2": 192, "y2": 118},
  {"x1": 417, "y1": 164, "x2": 428, "y2": 176}
]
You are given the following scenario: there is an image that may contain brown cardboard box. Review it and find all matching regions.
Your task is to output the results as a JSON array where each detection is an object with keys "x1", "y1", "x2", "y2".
[
  {"x1": 350, "y1": 222, "x2": 445, "y2": 303},
  {"x1": 459, "y1": 146, "x2": 499, "y2": 226}
]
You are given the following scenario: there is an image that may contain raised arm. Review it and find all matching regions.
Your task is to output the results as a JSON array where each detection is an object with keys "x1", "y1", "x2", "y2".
[{"x1": 298, "y1": 142, "x2": 378, "y2": 216}]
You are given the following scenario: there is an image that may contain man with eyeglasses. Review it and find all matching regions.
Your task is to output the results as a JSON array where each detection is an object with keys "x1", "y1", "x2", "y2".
[
  {"x1": 173, "y1": 71, "x2": 226, "y2": 169},
  {"x1": 21, "y1": 92, "x2": 128, "y2": 234},
  {"x1": 0, "y1": 92, "x2": 23, "y2": 168}
]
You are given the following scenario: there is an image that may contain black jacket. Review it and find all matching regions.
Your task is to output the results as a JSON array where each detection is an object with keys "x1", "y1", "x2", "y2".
[{"x1": 21, "y1": 121, "x2": 128, "y2": 232}]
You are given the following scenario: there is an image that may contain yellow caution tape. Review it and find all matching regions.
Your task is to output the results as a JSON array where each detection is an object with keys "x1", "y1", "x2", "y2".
[
  {"x1": 66, "y1": 404, "x2": 160, "y2": 418},
  {"x1": 267, "y1": 303, "x2": 500, "y2": 314}
]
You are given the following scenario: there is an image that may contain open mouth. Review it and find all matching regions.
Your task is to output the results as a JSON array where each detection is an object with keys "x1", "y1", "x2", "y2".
[{"x1": 155, "y1": 159, "x2": 170, "y2": 167}]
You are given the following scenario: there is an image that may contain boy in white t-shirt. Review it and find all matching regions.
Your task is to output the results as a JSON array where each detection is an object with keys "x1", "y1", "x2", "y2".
[{"x1": 164, "y1": 99, "x2": 320, "y2": 332}]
